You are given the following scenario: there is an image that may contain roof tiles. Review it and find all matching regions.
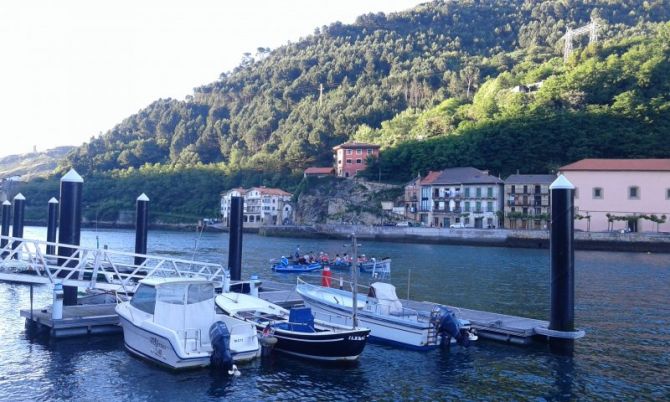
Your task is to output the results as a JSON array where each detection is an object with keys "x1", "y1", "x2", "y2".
[{"x1": 560, "y1": 159, "x2": 670, "y2": 171}]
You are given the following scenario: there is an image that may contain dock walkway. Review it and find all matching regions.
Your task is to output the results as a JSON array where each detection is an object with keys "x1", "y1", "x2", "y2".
[
  {"x1": 21, "y1": 303, "x2": 121, "y2": 338},
  {"x1": 18, "y1": 279, "x2": 573, "y2": 344}
]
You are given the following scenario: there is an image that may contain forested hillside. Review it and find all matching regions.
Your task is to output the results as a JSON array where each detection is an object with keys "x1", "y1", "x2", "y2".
[
  {"x1": 16, "y1": 0, "x2": 670, "y2": 222},
  {"x1": 61, "y1": 0, "x2": 669, "y2": 175},
  {"x1": 359, "y1": 24, "x2": 670, "y2": 181}
]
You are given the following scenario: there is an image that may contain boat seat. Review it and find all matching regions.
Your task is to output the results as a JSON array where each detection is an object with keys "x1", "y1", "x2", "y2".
[{"x1": 289, "y1": 307, "x2": 315, "y2": 327}]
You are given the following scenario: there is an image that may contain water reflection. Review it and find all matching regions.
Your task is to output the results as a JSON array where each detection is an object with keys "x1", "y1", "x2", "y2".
[{"x1": 6, "y1": 226, "x2": 669, "y2": 400}]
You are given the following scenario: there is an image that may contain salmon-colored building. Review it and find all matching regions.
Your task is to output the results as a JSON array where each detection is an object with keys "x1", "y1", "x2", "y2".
[
  {"x1": 559, "y1": 159, "x2": 670, "y2": 232},
  {"x1": 333, "y1": 142, "x2": 380, "y2": 178}
]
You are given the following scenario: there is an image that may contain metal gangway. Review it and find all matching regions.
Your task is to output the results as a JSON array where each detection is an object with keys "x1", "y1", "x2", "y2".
[{"x1": 0, "y1": 235, "x2": 226, "y2": 296}]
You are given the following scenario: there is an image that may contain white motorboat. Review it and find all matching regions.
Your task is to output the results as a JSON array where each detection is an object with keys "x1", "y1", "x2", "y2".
[
  {"x1": 116, "y1": 278, "x2": 260, "y2": 370},
  {"x1": 296, "y1": 278, "x2": 477, "y2": 350},
  {"x1": 215, "y1": 292, "x2": 370, "y2": 362}
]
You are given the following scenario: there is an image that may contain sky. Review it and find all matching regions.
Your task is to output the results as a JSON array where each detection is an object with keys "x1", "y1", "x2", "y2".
[{"x1": 0, "y1": 0, "x2": 421, "y2": 158}]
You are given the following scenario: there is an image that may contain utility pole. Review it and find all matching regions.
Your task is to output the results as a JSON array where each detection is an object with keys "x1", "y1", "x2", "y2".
[
  {"x1": 319, "y1": 83, "x2": 323, "y2": 108},
  {"x1": 561, "y1": 19, "x2": 599, "y2": 62}
]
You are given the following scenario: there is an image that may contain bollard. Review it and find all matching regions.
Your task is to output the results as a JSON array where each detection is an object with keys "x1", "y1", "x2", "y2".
[
  {"x1": 57, "y1": 169, "x2": 83, "y2": 306},
  {"x1": 249, "y1": 275, "x2": 260, "y2": 298},
  {"x1": 134, "y1": 193, "x2": 150, "y2": 266},
  {"x1": 11, "y1": 193, "x2": 25, "y2": 258},
  {"x1": 223, "y1": 270, "x2": 231, "y2": 293},
  {"x1": 549, "y1": 175, "x2": 576, "y2": 353},
  {"x1": 549, "y1": 175, "x2": 575, "y2": 331},
  {"x1": 46, "y1": 197, "x2": 59, "y2": 256},
  {"x1": 0, "y1": 200, "x2": 10, "y2": 258},
  {"x1": 321, "y1": 265, "x2": 332, "y2": 287},
  {"x1": 52, "y1": 283, "x2": 64, "y2": 320},
  {"x1": 228, "y1": 196, "x2": 243, "y2": 281}
]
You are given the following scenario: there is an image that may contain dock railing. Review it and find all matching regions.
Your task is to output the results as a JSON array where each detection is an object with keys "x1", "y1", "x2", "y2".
[{"x1": 0, "y1": 235, "x2": 226, "y2": 296}]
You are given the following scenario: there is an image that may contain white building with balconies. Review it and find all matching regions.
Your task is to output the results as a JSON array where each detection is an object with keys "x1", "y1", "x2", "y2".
[
  {"x1": 220, "y1": 186, "x2": 293, "y2": 228},
  {"x1": 416, "y1": 167, "x2": 504, "y2": 228}
]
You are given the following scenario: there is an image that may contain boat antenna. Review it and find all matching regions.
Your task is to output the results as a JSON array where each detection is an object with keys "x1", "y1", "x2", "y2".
[
  {"x1": 351, "y1": 233, "x2": 358, "y2": 329},
  {"x1": 189, "y1": 221, "x2": 206, "y2": 269}
]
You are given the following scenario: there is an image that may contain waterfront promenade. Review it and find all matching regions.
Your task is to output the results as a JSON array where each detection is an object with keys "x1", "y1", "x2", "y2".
[{"x1": 260, "y1": 224, "x2": 670, "y2": 253}]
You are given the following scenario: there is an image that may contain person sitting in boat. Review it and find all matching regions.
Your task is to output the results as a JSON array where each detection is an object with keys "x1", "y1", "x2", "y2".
[
  {"x1": 343, "y1": 253, "x2": 351, "y2": 263},
  {"x1": 335, "y1": 254, "x2": 342, "y2": 263},
  {"x1": 299, "y1": 253, "x2": 308, "y2": 264}
]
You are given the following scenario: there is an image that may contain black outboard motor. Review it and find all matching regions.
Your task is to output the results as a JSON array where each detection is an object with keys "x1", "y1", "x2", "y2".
[
  {"x1": 432, "y1": 306, "x2": 470, "y2": 347},
  {"x1": 209, "y1": 321, "x2": 234, "y2": 372}
]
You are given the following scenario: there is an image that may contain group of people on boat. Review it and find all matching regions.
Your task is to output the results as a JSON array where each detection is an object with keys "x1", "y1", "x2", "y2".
[{"x1": 293, "y1": 246, "x2": 372, "y2": 266}]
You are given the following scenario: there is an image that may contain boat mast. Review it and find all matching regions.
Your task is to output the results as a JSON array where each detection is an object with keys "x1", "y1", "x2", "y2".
[{"x1": 351, "y1": 233, "x2": 358, "y2": 329}]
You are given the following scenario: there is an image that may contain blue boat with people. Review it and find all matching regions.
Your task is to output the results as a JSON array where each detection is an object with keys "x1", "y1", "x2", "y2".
[
  {"x1": 325, "y1": 255, "x2": 392, "y2": 278},
  {"x1": 271, "y1": 257, "x2": 322, "y2": 273}
]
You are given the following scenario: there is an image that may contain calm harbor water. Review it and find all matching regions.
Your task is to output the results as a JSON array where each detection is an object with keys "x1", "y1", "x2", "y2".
[{"x1": 0, "y1": 226, "x2": 668, "y2": 400}]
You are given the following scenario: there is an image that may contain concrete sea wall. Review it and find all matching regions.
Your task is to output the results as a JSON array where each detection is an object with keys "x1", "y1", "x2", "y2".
[{"x1": 260, "y1": 225, "x2": 670, "y2": 253}]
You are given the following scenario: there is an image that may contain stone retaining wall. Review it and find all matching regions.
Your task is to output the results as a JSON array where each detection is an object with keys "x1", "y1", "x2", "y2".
[{"x1": 259, "y1": 225, "x2": 670, "y2": 253}]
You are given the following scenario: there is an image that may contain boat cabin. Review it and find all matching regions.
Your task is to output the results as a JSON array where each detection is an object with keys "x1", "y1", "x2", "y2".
[{"x1": 367, "y1": 282, "x2": 404, "y2": 315}]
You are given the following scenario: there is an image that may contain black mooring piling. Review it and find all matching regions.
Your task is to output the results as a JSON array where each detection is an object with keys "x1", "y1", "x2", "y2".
[
  {"x1": 11, "y1": 193, "x2": 25, "y2": 257},
  {"x1": 46, "y1": 197, "x2": 59, "y2": 256},
  {"x1": 57, "y1": 169, "x2": 83, "y2": 306},
  {"x1": 134, "y1": 193, "x2": 149, "y2": 266},
  {"x1": 549, "y1": 175, "x2": 576, "y2": 352},
  {"x1": 1, "y1": 200, "x2": 10, "y2": 257},
  {"x1": 228, "y1": 196, "x2": 244, "y2": 281}
]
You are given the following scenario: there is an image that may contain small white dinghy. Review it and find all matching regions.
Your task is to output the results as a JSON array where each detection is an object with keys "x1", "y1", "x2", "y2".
[{"x1": 116, "y1": 278, "x2": 260, "y2": 371}]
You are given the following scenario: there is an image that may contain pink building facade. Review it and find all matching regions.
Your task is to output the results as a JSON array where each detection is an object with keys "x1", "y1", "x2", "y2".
[
  {"x1": 333, "y1": 142, "x2": 380, "y2": 178},
  {"x1": 559, "y1": 159, "x2": 670, "y2": 232}
]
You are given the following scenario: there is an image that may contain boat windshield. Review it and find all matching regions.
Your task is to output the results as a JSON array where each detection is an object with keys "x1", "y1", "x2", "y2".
[
  {"x1": 130, "y1": 284, "x2": 156, "y2": 314},
  {"x1": 155, "y1": 282, "x2": 214, "y2": 305},
  {"x1": 154, "y1": 282, "x2": 215, "y2": 330}
]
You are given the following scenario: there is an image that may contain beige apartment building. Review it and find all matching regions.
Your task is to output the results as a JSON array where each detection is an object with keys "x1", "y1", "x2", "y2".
[
  {"x1": 503, "y1": 174, "x2": 555, "y2": 229},
  {"x1": 559, "y1": 159, "x2": 670, "y2": 232}
]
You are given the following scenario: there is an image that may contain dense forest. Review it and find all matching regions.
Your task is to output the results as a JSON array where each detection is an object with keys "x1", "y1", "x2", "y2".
[
  {"x1": 359, "y1": 23, "x2": 670, "y2": 181},
  {"x1": 15, "y1": 0, "x2": 670, "y2": 221},
  {"x1": 60, "y1": 0, "x2": 669, "y2": 175}
]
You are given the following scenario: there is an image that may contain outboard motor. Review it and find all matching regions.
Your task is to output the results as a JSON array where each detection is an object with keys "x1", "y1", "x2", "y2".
[
  {"x1": 431, "y1": 306, "x2": 470, "y2": 347},
  {"x1": 209, "y1": 321, "x2": 237, "y2": 375}
]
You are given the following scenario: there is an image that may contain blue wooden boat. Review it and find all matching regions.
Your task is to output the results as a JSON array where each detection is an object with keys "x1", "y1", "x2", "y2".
[
  {"x1": 326, "y1": 258, "x2": 391, "y2": 278},
  {"x1": 272, "y1": 257, "x2": 322, "y2": 273},
  {"x1": 328, "y1": 260, "x2": 352, "y2": 271}
]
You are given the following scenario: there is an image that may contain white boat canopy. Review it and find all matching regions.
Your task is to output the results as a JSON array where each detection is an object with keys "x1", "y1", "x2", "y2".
[
  {"x1": 154, "y1": 281, "x2": 216, "y2": 342},
  {"x1": 368, "y1": 282, "x2": 403, "y2": 315}
]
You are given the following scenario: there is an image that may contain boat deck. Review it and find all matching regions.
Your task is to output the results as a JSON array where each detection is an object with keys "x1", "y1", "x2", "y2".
[
  {"x1": 401, "y1": 299, "x2": 548, "y2": 345},
  {"x1": 258, "y1": 280, "x2": 304, "y2": 308}
]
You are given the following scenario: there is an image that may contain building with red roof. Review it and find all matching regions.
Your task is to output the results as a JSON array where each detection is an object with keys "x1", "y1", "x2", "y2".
[
  {"x1": 303, "y1": 167, "x2": 335, "y2": 178},
  {"x1": 333, "y1": 141, "x2": 380, "y2": 178},
  {"x1": 406, "y1": 167, "x2": 504, "y2": 228}
]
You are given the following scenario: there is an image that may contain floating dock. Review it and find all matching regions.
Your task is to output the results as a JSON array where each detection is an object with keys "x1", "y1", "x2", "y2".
[
  {"x1": 3, "y1": 235, "x2": 582, "y2": 344},
  {"x1": 255, "y1": 282, "x2": 581, "y2": 345},
  {"x1": 21, "y1": 303, "x2": 121, "y2": 338}
]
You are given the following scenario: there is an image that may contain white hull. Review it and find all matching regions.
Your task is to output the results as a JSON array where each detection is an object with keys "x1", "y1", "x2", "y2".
[
  {"x1": 119, "y1": 315, "x2": 260, "y2": 369},
  {"x1": 300, "y1": 294, "x2": 436, "y2": 350},
  {"x1": 119, "y1": 315, "x2": 211, "y2": 369}
]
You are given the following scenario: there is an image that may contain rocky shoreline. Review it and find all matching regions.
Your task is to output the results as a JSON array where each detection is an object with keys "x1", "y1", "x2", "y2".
[{"x1": 260, "y1": 224, "x2": 670, "y2": 253}]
